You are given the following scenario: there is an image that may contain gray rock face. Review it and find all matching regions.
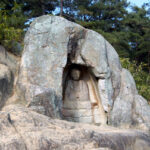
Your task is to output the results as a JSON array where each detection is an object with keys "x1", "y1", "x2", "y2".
[
  {"x1": 110, "y1": 69, "x2": 150, "y2": 130},
  {"x1": 0, "y1": 64, "x2": 13, "y2": 108},
  {"x1": 106, "y1": 41, "x2": 122, "y2": 101},
  {"x1": 133, "y1": 95, "x2": 150, "y2": 129},
  {"x1": 0, "y1": 46, "x2": 17, "y2": 109},
  {"x1": 0, "y1": 105, "x2": 150, "y2": 150},
  {"x1": 17, "y1": 15, "x2": 150, "y2": 129},
  {"x1": 110, "y1": 69, "x2": 137, "y2": 127},
  {"x1": 0, "y1": 45, "x2": 18, "y2": 75}
]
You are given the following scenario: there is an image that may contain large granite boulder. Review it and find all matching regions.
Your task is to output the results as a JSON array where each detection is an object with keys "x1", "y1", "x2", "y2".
[
  {"x1": 16, "y1": 15, "x2": 150, "y2": 129},
  {"x1": 0, "y1": 104, "x2": 150, "y2": 150}
]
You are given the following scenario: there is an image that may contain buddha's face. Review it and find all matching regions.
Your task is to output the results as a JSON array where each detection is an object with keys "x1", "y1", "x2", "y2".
[{"x1": 71, "y1": 69, "x2": 81, "y2": 81}]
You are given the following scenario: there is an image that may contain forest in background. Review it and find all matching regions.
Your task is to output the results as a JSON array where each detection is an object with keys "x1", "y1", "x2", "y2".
[{"x1": 0, "y1": 0, "x2": 149, "y2": 101}]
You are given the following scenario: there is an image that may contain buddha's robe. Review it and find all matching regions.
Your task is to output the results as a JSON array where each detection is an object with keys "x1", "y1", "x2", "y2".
[{"x1": 62, "y1": 74, "x2": 106, "y2": 125}]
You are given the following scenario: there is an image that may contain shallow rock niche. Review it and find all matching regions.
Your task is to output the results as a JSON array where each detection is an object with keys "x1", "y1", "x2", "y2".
[{"x1": 62, "y1": 64, "x2": 107, "y2": 125}]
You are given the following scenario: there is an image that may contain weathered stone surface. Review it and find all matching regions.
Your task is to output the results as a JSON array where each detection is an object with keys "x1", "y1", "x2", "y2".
[
  {"x1": 0, "y1": 45, "x2": 19, "y2": 109},
  {"x1": 16, "y1": 15, "x2": 150, "y2": 129},
  {"x1": 110, "y1": 69, "x2": 136, "y2": 127},
  {"x1": 133, "y1": 95, "x2": 150, "y2": 130},
  {"x1": 0, "y1": 45, "x2": 18, "y2": 75},
  {"x1": 0, "y1": 105, "x2": 150, "y2": 150},
  {"x1": 0, "y1": 64, "x2": 13, "y2": 109},
  {"x1": 110, "y1": 69, "x2": 150, "y2": 130},
  {"x1": 98, "y1": 78, "x2": 113, "y2": 112},
  {"x1": 105, "y1": 41, "x2": 122, "y2": 100},
  {"x1": 75, "y1": 30, "x2": 108, "y2": 76}
]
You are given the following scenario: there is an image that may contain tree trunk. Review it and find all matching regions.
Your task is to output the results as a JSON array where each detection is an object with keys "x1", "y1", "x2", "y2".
[
  {"x1": 39, "y1": 0, "x2": 45, "y2": 15},
  {"x1": 60, "y1": 0, "x2": 63, "y2": 16},
  {"x1": 148, "y1": 51, "x2": 150, "y2": 74}
]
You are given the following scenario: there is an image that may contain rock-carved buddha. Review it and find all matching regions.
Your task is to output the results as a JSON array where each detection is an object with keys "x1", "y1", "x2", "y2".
[{"x1": 62, "y1": 67, "x2": 106, "y2": 125}]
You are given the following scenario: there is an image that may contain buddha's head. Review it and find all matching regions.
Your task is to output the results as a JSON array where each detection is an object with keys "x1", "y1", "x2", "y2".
[{"x1": 70, "y1": 68, "x2": 81, "y2": 81}]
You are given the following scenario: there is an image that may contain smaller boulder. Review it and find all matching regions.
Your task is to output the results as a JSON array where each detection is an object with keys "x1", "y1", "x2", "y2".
[
  {"x1": 0, "y1": 64, "x2": 13, "y2": 108},
  {"x1": 0, "y1": 45, "x2": 18, "y2": 75}
]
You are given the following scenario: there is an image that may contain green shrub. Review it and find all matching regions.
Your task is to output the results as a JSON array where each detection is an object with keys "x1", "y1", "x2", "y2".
[{"x1": 0, "y1": 2, "x2": 26, "y2": 55}]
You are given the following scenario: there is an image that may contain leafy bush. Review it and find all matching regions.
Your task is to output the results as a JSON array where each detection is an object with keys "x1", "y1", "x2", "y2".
[
  {"x1": 0, "y1": 2, "x2": 26, "y2": 55},
  {"x1": 120, "y1": 58, "x2": 150, "y2": 101}
]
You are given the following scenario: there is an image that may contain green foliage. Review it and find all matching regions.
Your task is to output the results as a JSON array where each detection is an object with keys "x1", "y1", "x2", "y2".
[
  {"x1": 0, "y1": 0, "x2": 58, "y2": 55},
  {"x1": 76, "y1": 1, "x2": 150, "y2": 73},
  {"x1": 120, "y1": 58, "x2": 150, "y2": 101},
  {"x1": 0, "y1": 1, "x2": 26, "y2": 55},
  {"x1": 123, "y1": 6, "x2": 150, "y2": 63},
  {"x1": 22, "y1": 0, "x2": 58, "y2": 17}
]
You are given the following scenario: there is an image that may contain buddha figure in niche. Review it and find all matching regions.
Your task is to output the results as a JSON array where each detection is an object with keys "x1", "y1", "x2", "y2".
[{"x1": 62, "y1": 66, "x2": 107, "y2": 125}]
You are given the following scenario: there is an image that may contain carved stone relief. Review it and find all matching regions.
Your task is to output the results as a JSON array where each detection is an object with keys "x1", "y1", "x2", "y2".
[{"x1": 62, "y1": 65, "x2": 107, "y2": 125}]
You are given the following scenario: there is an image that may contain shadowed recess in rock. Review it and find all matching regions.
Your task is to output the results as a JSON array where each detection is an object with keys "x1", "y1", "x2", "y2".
[{"x1": 62, "y1": 64, "x2": 107, "y2": 125}]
